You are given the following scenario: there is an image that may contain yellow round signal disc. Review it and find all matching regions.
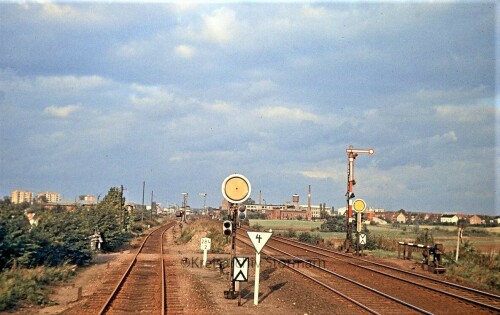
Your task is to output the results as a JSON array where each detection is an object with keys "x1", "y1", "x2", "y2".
[
  {"x1": 353, "y1": 198, "x2": 366, "y2": 212},
  {"x1": 221, "y1": 174, "x2": 251, "y2": 204}
]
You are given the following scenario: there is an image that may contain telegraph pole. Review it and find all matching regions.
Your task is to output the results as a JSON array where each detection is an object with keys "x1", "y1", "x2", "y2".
[
  {"x1": 345, "y1": 146, "x2": 374, "y2": 252},
  {"x1": 150, "y1": 190, "x2": 154, "y2": 220},
  {"x1": 182, "y1": 192, "x2": 188, "y2": 222},
  {"x1": 199, "y1": 193, "x2": 207, "y2": 215},
  {"x1": 141, "y1": 181, "x2": 145, "y2": 223}
]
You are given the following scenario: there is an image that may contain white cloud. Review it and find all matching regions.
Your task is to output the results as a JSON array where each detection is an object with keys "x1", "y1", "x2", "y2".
[
  {"x1": 174, "y1": 44, "x2": 196, "y2": 58},
  {"x1": 435, "y1": 104, "x2": 493, "y2": 123},
  {"x1": 130, "y1": 86, "x2": 174, "y2": 105},
  {"x1": 39, "y1": 3, "x2": 107, "y2": 25},
  {"x1": 203, "y1": 100, "x2": 235, "y2": 113},
  {"x1": 247, "y1": 79, "x2": 278, "y2": 96},
  {"x1": 254, "y1": 106, "x2": 320, "y2": 122},
  {"x1": 43, "y1": 104, "x2": 81, "y2": 118},
  {"x1": 429, "y1": 131, "x2": 457, "y2": 144},
  {"x1": 36, "y1": 75, "x2": 109, "y2": 91},
  {"x1": 201, "y1": 7, "x2": 238, "y2": 43},
  {"x1": 301, "y1": 5, "x2": 328, "y2": 19}
]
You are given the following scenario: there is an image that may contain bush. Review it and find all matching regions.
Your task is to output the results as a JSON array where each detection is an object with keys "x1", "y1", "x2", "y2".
[
  {"x1": 298, "y1": 232, "x2": 323, "y2": 244},
  {"x1": 320, "y1": 217, "x2": 346, "y2": 232},
  {"x1": 0, "y1": 265, "x2": 75, "y2": 311},
  {"x1": 205, "y1": 228, "x2": 226, "y2": 253},
  {"x1": 447, "y1": 241, "x2": 500, "y2": 291},
  {"x1": 177, "y1": 228, "x2": 194, "y2": 244},
  {"x1": 285, "y1": 229, "x2": 297, "y2": 238}
]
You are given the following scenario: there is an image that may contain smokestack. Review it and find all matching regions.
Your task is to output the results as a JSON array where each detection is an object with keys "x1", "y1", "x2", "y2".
[{"x1": 307, "y1": 185, "x2": 311, "y2": 220}]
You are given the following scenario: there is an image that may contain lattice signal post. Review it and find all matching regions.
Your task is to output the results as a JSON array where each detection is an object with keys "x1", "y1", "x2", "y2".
[{"x1": 345, "y1": 146, "x2": 374, "y2": 252}]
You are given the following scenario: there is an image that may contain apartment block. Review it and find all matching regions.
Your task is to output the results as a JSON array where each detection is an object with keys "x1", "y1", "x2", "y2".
[
  {"x1": 37, "y1": 192, "x2": 60, "y2": 203},
  {"x1": 11, "y1": 190, "x2": 33, "y2": 204}
]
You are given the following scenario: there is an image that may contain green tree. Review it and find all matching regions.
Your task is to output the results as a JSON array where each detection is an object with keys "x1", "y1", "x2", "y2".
[
  {"x1": 21, "y1": 208, "x2": 92, "y2": 267},
  {"x1": 320, "y1": 216, "x2": 346, "y2": 232},
  {"x1": 88, "y1": 187, "x2": 131, "y2": 251},
  {"x1": 0, "y1": 204, "x2": 31, "y2": 271}
]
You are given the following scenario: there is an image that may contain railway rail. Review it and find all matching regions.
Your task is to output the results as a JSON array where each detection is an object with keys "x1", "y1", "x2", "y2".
[
  {"x1": 97, "y1": 221, "x2": 176, "y2": 314},
  {"x1": 237, "y1": 227, "x2": 500, "y2": 314}
]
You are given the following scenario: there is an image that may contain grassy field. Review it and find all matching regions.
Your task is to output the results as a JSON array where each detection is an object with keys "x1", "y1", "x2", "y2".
[{"x1": 249, "y1": 219, "x2": 322, "y2": 231}]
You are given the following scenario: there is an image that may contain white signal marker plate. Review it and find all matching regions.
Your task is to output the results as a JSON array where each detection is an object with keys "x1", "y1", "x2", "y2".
[{"x1": 247, "y1": 231, "x2": 272, "y2": 253}]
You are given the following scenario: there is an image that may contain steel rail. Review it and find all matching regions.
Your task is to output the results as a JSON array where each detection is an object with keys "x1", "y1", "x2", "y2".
[
  {"x1": 264, "y1": 231, "x2": 500, "y2": 311},
  {"x1": 98, "y1": 222, "x2": 174, "y2": 315},
  {"x1": 243, "y1": 226, "x2": 500, "y2": 300},
  {"x1": 161, "y1": 226, "x2": 168, "y2": 315},
  {"x1": 237, "y1": 234, "x2": 428, "y2": 315}
]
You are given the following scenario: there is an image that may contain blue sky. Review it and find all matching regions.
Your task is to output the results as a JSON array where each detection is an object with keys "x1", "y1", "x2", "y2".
[{"x1": 0, "y1": 2, "x2": 497, "y2": 215}]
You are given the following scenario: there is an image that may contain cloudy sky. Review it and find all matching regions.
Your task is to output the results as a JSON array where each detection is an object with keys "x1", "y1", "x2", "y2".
[{"x1": 0, "y1": 2, "x2": 497, "y2": 215}]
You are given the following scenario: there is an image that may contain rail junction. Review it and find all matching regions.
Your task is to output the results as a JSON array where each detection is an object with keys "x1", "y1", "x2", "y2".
[{"x1": 237, "y1": 226, "x2": 500, "y2": 314}]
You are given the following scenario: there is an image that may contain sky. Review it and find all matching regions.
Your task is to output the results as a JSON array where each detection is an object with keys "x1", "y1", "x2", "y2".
[{"x1": 0, "y1": 1, "x2": 498, "y2": 215}]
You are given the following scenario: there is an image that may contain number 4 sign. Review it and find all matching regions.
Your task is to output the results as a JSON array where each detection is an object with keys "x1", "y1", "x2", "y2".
[
  {"x1": 246, "y1": 231, "x2": 272, "y2": 305},
  {"x1": 246, "y1": 231, "x2": 272, "y2": 253}
]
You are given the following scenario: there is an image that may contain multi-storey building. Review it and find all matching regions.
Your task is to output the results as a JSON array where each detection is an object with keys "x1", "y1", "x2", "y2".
[
  {"x1": 37, "y1": 192, "x2": 60, "y2": 203},
  {"x1": 11, "y1": 190, "x2": 33, "y2": 204},
  {"x1": 82, "y1": 195, "x2": 96, "y2": 202}
]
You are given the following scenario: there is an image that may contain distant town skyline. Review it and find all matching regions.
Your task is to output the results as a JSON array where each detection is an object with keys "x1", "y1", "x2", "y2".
[{"x1": 0, "y1": 3, "x2": 497, "y2": 216}]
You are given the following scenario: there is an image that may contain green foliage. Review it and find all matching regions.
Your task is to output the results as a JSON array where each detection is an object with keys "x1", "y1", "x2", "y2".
[
  {"x1": 177, "y1": 228, "x2": 194, "y2": 244},
  {"x1": 320, "y1": 216, "x2": 346, "y2": 232},
  {"x1": 0, "y1": 187, "x2": 133, "y2": 271},
  {"x1": 0, "y1": 187, "x2": 143, "y2": 311},
  {"x1": 298, "y1": 232, "x2": 323, "y2": 244},
  {"x1": 19, "y1": 209, "x2": 92, "y2": 267},
  {"x1": 447, "y1": 241, "x2": 500, "y2": 291},
  {"x1": 253, "y1": 223, "x2": 263, "y2": 231},
  {"x1": 416, "y1": 228, "x2": 434, "y2": 245},
  {"x1": 360, "y1": 225, "x2": 377, "y2": 250},
  {"x1": 0, "y1": 265, "x2": 75, "y2": 311},
  {"x1": 206, "y1": 227, "x2": 226, "y2": 253},
  {"x1": 0, "y1": 204, "x2": 31, "y2": 270},
  {"x1": 285, "y1": 229, "x2": 297, "y2": 238},
  {"x1": 463, "y1": 228, "x2": 491, "y2": 237},
  {"x1": 247, "y1": 212, "x2": 267, "y2": 220}
]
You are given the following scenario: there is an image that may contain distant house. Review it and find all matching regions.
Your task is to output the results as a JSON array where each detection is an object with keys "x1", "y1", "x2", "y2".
[
  {"x1": 372, "y1": 217, "x2": 388, "y2": 225},
  {"x1": 440, "y1": 214, "x2": 459, "y2": 224},
  {"x1": 469, "y1": 215, "x2": 482, "y2": 225},
  {"x1": 396, "y1": 213, "x2": 406, "y2": 224}
]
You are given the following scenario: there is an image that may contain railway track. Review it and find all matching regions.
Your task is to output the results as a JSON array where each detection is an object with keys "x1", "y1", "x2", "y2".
[
  {"x1": 237, "y1": 227, "x2": 500, "y2": 314},
  {"x1": 64, "y1": 221, "x2": 177, "y2": 315},
  {"x1": 98, "y1": 221, "x2": 176, "y2": 314}
]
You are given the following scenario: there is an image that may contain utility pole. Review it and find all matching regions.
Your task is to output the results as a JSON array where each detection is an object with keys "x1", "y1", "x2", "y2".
[
  {"x1": 141, "y1": 181, "x2": 145, "y2": 223},
  {"x1": 120, "y1": 185, "x2": 124, "y2": 230},
  {"x1": 199, "y1": 193, "x2": 207, "y2": 215},
  {"x1": 150, "y1": 190, "x2": 154, "y2": 220},
  {"x1": 345, "y1": 146, "x2": 374, "y2": 252}
]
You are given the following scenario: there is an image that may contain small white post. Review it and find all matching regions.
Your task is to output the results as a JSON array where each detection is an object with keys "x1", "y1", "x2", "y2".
[
  {"x1": 200, "y1": 237, "x2": 211, "y2": 267},
  {"x1": 203, "y1": 248, "x2": 208, "y2": 267},
  {"x1": 254, "y1": 252, "x2": 261, "y2": 305}
]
